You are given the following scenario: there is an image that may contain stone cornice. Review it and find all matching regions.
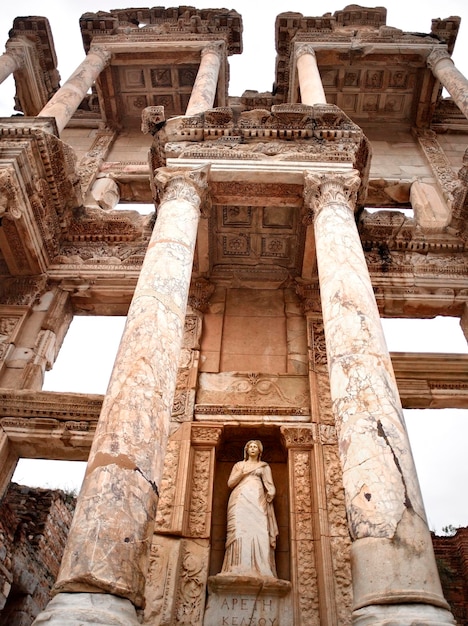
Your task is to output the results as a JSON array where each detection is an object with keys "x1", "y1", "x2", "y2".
[{"x1": 80, "y1": 7, "x2": 242, "y2": 56}]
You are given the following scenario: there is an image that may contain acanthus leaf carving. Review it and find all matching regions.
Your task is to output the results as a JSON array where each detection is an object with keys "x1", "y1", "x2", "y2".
[{"x1": 303, "y1": 170, "x2": 361, "y2": 223}]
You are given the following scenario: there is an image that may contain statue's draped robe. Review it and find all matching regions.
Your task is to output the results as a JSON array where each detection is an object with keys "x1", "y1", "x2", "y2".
[{"x1": 222, "y1": 461, "x2": 278, "y2": 577}]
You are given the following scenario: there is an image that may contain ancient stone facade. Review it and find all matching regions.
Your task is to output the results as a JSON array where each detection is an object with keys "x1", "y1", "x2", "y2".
[{"x1": 0, "y1": 4, "x2": 467, "y2": 626}]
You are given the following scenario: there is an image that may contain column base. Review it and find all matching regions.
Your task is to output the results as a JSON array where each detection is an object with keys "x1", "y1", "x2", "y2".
[
  {"x1": 33, "y1": 592, "x2": 140, "y2": 625},
  {"x1": 353, "y1": 603, "x2": 456, "y2": 626}
]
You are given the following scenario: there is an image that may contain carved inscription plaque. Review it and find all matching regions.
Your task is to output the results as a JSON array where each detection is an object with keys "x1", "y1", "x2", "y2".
[{"x1": 203, "y1": 577, "x2": 292, "y2": 626}]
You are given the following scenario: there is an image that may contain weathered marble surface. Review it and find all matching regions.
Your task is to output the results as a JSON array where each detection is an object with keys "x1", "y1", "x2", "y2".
[
  {"x1": 221, "y1": 440, "x2": 278, "y2": 578},
  {"x1": 33, "y1": 592, "x2": 140, "y2": 625},
  {"x1": 0, "y1": 49, "x2": 22, "y2": 84},
  {"x1": 204, "y1": 576, "x2": 292, "y2": 626},
  {"x1": 305, "y1": 170, "x2": 454, "y2": 622},
  {"x1": 41, "y1": 167, "x2": 209, "y2": 616},
  {"x1": 295, "y1": 44, "x2": 326, "y2": 106},
  {"x1": 427, "y1": 47, "x2": 468, "y2": 124},
  {"x1": 186, "y1": 43, "x2": 223, "y2": 116},
  {"x1": 38, "y1": 46, "x2": 111, "y2": 133}
]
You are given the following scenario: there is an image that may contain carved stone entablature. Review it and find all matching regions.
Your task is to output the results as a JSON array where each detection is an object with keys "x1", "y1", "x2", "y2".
[
  {"x1": 0, "y1": 276, "x2": 48, "y2": 306},
  {"x1": 8, "y1": 17, "x2": 60, "y2": 116},
  {"x1": 79, "y1": 7, "x2": 242, "y2": 56},
  {"x1": 240, "y1": 90, "x2": 274, "y2": 111},
  {"x1": 63, "y1": 208, "x2": 148, "y2": 244},
  {"x1": 141, "y1": 106, "x2": 166, "y2": 136},
  {"x1": 431, "y1": 17, "x2": 461, "y2": 55},
  {"x1": 0, "y1": 118, "x2": 82, "y2": 275},
  {"x1": 432, "y1": 98, "x2": 468, "y2": 132},
  {"x1": 358, "y1": 209, "x2": 465, "y2": 252},
  {"x1": 164, "y1": 103, "x2": 364, "y2": 144},
  {"x1": 195, "y1": 372, "x2": 311, "y2": 421}
]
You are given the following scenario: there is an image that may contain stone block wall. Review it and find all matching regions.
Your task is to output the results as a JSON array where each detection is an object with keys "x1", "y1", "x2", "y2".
[
  {"x1": 0, "y1": 483, "x2": 75, "y2": 626},
  {"x1": 432, "y1": 528, "x2": 468, "y2": 626}
]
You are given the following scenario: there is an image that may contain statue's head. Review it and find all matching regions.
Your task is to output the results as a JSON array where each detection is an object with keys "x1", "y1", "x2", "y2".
[{"x1": 244, "y1": 439, "x2": 263, "y2": 460}]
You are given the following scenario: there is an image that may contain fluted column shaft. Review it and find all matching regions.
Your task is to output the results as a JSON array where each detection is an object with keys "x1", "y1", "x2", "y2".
[
  {"x1": 33, "y1": 166, "x2": 209, "y2": 625},
  {"x1": 185, "y1": 42, "x2": 223, "y2": 116},
  {"x1": 38, "y1": 45, "x2": 111, "y2": 133},
  {"x1": 428, "y1": 47, "x2": 468, "y2": 122},
  {"x1": 0, "y1": 47, "x2": 23, "y2": 84},
  {"x1": 304, "y1": 171, "x2": 454, "y2": 625},
  {"x1": 295, "y1": 43, "x2": 326, "y2": 105}
]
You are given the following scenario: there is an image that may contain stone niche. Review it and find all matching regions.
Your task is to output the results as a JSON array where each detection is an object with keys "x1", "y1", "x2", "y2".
[{"x1": 204, "y1": 425, "x2": 293, "y2": 626}]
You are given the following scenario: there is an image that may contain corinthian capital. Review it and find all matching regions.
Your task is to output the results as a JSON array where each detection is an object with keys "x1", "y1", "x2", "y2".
[
  {"x1": 303, "y1": 170, "x2": 360, "y2": 223},
  {"x1": 295, "y1": 43, "x2": 316, "y2": 60},
  {"x1": 427, "y1": 47, "x2": 451, "y2": 72},
  {"x1": 201, "y1": 41, "x2": 224, "y2": 58},
  {"x1": 89, "y1": 44, "x2": 112, "y2": 65},
  {"x1": 154, "y1": 165, "x2": 211, "y2": 216}
]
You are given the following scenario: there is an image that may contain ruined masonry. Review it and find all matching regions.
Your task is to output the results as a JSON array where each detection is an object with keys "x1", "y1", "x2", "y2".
[{"x1": 0, "y1": 5, "x2": 466, "y2": 625}]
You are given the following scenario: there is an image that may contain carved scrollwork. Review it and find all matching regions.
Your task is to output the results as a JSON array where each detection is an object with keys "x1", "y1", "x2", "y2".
[{"x1": 188, "y1": 449, "x2": 211, "y2": 537}]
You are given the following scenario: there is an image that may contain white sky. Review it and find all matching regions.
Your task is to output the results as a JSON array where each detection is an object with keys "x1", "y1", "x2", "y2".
[{"x1": 2, "y1": 1, "x2": 468, "y2": 534}]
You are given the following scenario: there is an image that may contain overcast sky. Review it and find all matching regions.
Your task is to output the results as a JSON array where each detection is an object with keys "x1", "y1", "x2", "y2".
[{"x1": 1, "y1": 1, "x2": 467, "y2": 534}]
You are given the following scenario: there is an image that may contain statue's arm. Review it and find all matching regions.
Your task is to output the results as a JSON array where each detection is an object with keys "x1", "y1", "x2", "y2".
[
  {"x1": 227, "y1": 462, "x2": 244, "y2": 489},
  {"x1": 262, "y1": 464, "x2": 276, "y2": 503}
]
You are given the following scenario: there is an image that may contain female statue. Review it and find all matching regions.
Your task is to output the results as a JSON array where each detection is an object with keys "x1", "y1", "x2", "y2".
[{"x1": 221, "y1": 440, "x2": 278, "y2": 578}]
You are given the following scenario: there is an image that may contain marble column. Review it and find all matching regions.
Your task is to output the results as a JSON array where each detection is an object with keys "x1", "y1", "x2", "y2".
[
  {"x1": 0, "y1": 47, "x2": 23, "y2": 85},
  {"x1": 295, "y1": 43, "x2": 327, "y2": 106},
  {"x1": 38, "y1": 45, "x2": 111, "y2": 134},
  {"x1": 427, "y1": 47, "x2": 468, "y2": 122},
  {"x1": 303, "y1": 171, "x2": 455, "y2": 626},
  {"x1": 33, "y1": 165, "x2": 210, "y2": 625},
  {"x1": 185, "y1": 42, "x2": 223, "y2": 116}
]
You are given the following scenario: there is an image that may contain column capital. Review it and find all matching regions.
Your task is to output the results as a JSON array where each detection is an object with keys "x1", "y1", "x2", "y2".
[
  {"x1": 4, "y1": 41, "x2": 26, "y2": 68},
  {"x1": 427, "y1": 46, "x2": 451, "y2": 72},
  {"x1": 188, "y1": 277, "x2": 215, "y2": 312},
  {"x1": 154, "y1": 165, "x2": 211, "y2": 216},
  {"x1": 295, "y1": 43, "x2": 316, "y2": 60},
  {"x1": 302, "y1": 170, "x2": 360, "y2": 223},
  {"x1": 88, "y1": 43, "x2": 112, "y2": 64},
  {"x1": 201, "y1": 41, "x2": 225, "y2": 58}
]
